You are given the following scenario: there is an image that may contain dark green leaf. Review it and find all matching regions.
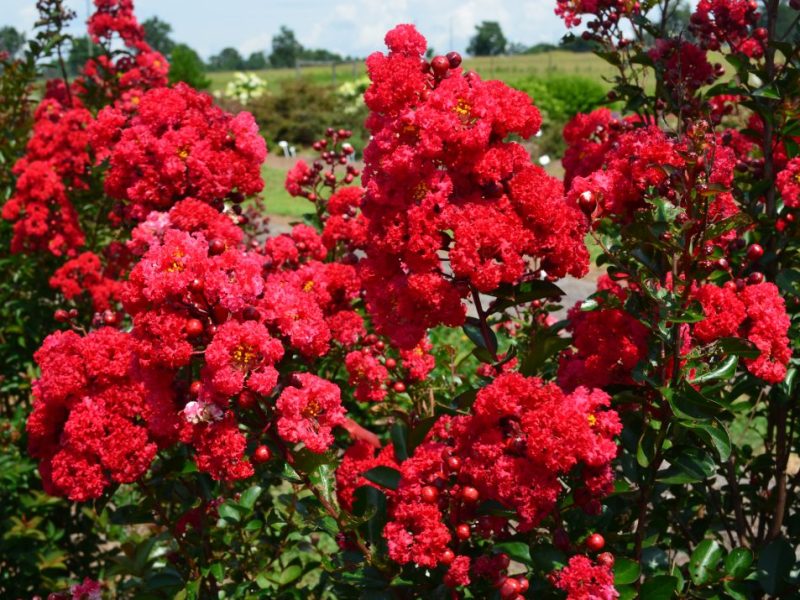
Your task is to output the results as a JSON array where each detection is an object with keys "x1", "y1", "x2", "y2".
[
  {"x1": 408, "y1": 416, "x2": 438, "y2": 454},
  {"x1": 685, "y1": 420, "x2": 732, "y2": 462},
  {"x1": 658, "y1": 447, "x2": 716, "y2": 484},
  {"x1": 363, "y1": 466, "x2": 402, "y2": 490},
  {"x1": 717, "y1": 337, "x2": 761, "y2": 359},
  {"x1": 279, "y1": 564, "x2": 303, "y2": 586},
  {"x1": 493, "y1": 541, "x2": 531, "y2": 565},
  {"x1": 640, "y1": 575, "x2": 677, "y2": 599},
  {"x1": 489, "y1": 280, "x2": 565, "y2": 313},
  {"x1": 391, "y1": 422, "x2": 409, "y2": 462},
  {"x1": 462, "y1": 317, "x2": 497, "y2": 354},
  {"x1": 757, "y1": 538, "x2": 794, "y2": 595},
  {"x1": 218, "y1": 503, "x2": 240, "y2": 523}
]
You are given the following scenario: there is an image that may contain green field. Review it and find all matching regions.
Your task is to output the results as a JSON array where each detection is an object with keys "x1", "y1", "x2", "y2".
[
  {"x1": 261, "y1": 164, "x2": 309, "y2": 217},
  {"x1": 208, "y1": 51, "x2": 620, "y2": 91}
]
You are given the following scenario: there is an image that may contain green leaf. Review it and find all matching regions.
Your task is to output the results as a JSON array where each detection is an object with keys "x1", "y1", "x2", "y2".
[
  {"x1": 218, "y1": 503, "x2": 240, "y2": 523},
  {"x1": 723, "y1": 580, "x2": 751, "y2": 600},
  {"x1": 639, "y1": 575, "x2": 677, "y2": 599},
  {"x1": 689, "y1": 539, "x2": 723, "y2": 585},
  {"x1": 685, "y1": 420, "x2": 732, "y2": 462},
  {"x1": 462, "y1": 316, "x2": 497, "y2": 354},
  {"x1": 658, "y1": 447, "x2": 716, "y2": 484},
  {"x1": 489, "y1": 280, "x2": 565, "y2": 313},
  {"x1": 363, "y1": 466, "x2": 401, "y2": 490},
  {"x1": 725, "y1": 547, "x2": 753, "y2": 580},
  {"x1": 704, "y1": 212, "x2": 751, "y2": 241},
  {"x1": 667, "y1": 384, "x2": 723, "y2": 421},
  {"x1": 279, "y1": 564, "x2": 303, "y2": 586},
  {"x1": 614, "y1": 558, "x2": 640, "y2": 585},
  {"x1": 239, "y1": 485, "x2": 263, "y2": 510},
  {"x1": 493, "y1": 541, "x2": 531, "y2": 565},
  {"x1": 717, "y1": 337, "x2": 761, "y2": 359},
  {"x1": 408, "y1": 416, "x2": 438, "y2": 454},
  {"x1": 208, "y1": 562, "x2": 224, "y2": 581},
  {"x1": 391, "y1": 422, "x2": 409, "y2": 462},
  {"x1": 691, "y1": 354, "x2": 738, "y2": 384},
  {"x1": 637, "y1": 428, "x2": 657, "y2": 468},
  {"x1": 757, "y1": 538, "x2": 794, "y2": 595},
  {"x1": 753, "y1": 83, "x2": 780, "y2": 99}
]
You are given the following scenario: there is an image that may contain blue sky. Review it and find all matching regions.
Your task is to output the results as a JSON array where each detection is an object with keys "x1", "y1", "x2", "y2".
[{"x1": 4, "y1": 0, "x2": 569, "y2": 60}]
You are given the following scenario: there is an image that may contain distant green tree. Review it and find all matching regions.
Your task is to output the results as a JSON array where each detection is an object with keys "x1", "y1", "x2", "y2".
[
  {"x1": 0, "y1": 26, "x2": 25, "y2": 58},
  {"x1": 467, "y1": 21, "x2": 507, "y2": 56},
  {"x1": 526, "y1": 42, "x2": 558, "y2": 54},
  {"x1": 209, "y1": 47, "x2": 245, "y2": 71},
  {"x1": 66, "y1": 35, "x2": 100, "y2": 74},
  {"x1": 245, "y1": 51, "x2": 268, "y2": 70},
  {"x1": 270, "y1": 26, "x2": 302, "y2": 68},
  {"x1": 169, "y1": 43, "x2": 210, "y2": 89},
  {"x1": 142, "y1": 16, "x2": 174, "y2": 56},
  {"x1": 298, "y1": 48, "x2": 342, "y2": 62}
]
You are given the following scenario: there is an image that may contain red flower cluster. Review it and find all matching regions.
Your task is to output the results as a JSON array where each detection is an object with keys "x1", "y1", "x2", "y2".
[
  {"x1": 2, "y1": 0, "x2": 169, "y2": 256},
  {"x1": 360, "y1": 24, "x2": 588, "y2": 347},
  {"x1": 27, "y1": 328, "x2": 179, "y2": 501},
  {"x1": 559, "y1": 277, "x2": 650, "y2": 390},
  {"x1": 690, "y1": 0, "x2": 763, "y2": 58},
  {"x1": 555, "y1": 0, "x2": 641, "y2": 28},
  {"x1": 777, "y1": 157, "x2": 800, "y2": 209},
  {"x1": 49, "y1": 251, "x2": 126, "y2": 312},
  {"x1": 79, "y1": 0, "x2": 169, "y2": 99},
  {"x1": 276, "y1": 373, "x2": 346, "y2": 453},
  {"x1": 692, "y1": 282, "x2": 791, "y2": 383},
  {"x1": 92, "y1": 83, "x2": 266, "y2": 220},
  {"x1": 649, "y1": 39, "x2": 719, "y2": 107},
  {"x1": 2, "y1": 99, "x2": 92, "y2": 255},
  {"x1": 345, "y1": 373, "x2": 621, "y2": 582},
  {"x1": 554, "y1": 555, "x2": 618, "y2": 600}
]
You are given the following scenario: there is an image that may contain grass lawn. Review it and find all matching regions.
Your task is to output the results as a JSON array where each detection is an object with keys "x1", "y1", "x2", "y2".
[
  {"x1": 208, "y1": 51, "x2": 621, "y2": 92},
  {"x1": 261, "y1": 164, "x2": 310, "y2": 217}
]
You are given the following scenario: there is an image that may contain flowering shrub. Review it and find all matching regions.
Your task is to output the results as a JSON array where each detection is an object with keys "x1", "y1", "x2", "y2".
[{"x1": 3, "y1": 0, "x2": 800, "y2": 598}]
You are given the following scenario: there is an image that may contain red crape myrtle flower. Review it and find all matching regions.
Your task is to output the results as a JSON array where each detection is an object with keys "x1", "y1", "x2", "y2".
[
  {"x1": 689, "y1": 0, "x2": 763, "y2": 58},
  {"x1": 777, "y1": 157, "x2": 800, "y2": 209},
  {"x1": 276, "y1": 373, "x2": 346, "y2": 453},
  {"x1": 336, "y1": 440, "x2": 398, "y2": 511},
  {"x1": 559, "y1": 276, "x2": 650, "y2": 391},
  {"x1": 92, "y1": 83, "x2": 266, "y2": 220},
  {"x1": 2, "y1": 0, "x2": 168, "y2": 256},
  {"x1": 375, "y1": 373, "x2": 620, "y2": 575},
  {"x1": 554, "y1": 555, "x2": 618, "y2": 600},
  {"x1": 691, "y1": 282, "x2": 791, "y2": 383},
  {"x1": 360, "y1": 24, "x2": 589, "y2": 348},
  {"x1": 555, "y1": 0, "x2": 641, "y2": 29},
  {"x1": 27, "y1": 328, "x2": 180, "y2": 501}
]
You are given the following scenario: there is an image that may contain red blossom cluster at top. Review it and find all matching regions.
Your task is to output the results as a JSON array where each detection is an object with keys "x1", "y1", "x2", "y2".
[
  {"x1": 2, "y1": 0, "x2": 168, "y2": 257},
  {"x1": 92, "y1": 83, "x2": 267, "y2": 221},
  {"x1": 689, "y1": 0, "x2": 764, "y2": 58},
  {"x1": 555, "y1": 0, "x2": 641, "y2": 29},
  {"x1": 1, "y1": 99, "x2": 92, "y2": 255},
  {"x1": 359, "y1": 24, "x2": 589, "y2": 348},
  {"x1": 80, "y1": 0, "x2": 169, "y2": 99}
]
